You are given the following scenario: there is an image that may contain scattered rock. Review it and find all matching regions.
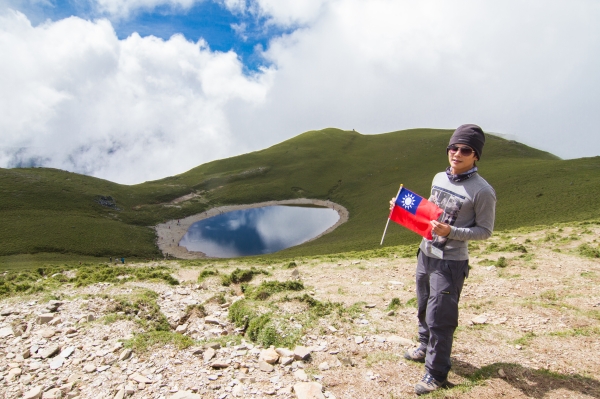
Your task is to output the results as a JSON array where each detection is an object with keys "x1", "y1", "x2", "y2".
[
  {"x1": 119, "y1": 348, "x2": 132, "y2": 361},
  {"x1": 46, "y1": 300, "x2": 63, "y2": 312},
  {"x1": 83, "y1": 363, "x2": 97, "y2": 373},
  {"x1": 259, "y1": 347, "x2": 280, "y2": 364},
  {"x1": 176, "y1": 324, "x2": 188, "y2": 334},
  {"x1": 204, "y1": 347, "x2": 216, "y2": 362},
  {"x1": 0, "y1": 326, "x2": 14, "y2": 338},
  {"x1": 113, "y1": 388, "x2": 125, "y2": 399},
  {"x1": 294, "y1": 369, "x2": 309, "y2": 382},
  {"x1": 339, "y1": 357, "x2": 355, "y2": 367},
  {"x1": 23, "y1": 386, "x2": 43, "y2": 399},
  {"x1": 37, "y1": 313, "x2": 55, "y2": 324},
  {"x1": 7, "y1": 367, "x2": 22, "y2": 381},
  {"x1": 40, "y1": 328, "x2": 56, "y2": 338},
  {"x1": 49, "y1": 356, "x2": 64, "y2": 369},
  {"x1": 60, "y1": 346, "x2": 75, "y2": 358},
  {"x1": 210, "y1": 361, "x2": 230, "y2": 369},
  {"x1": 276, "y1": 347, "x2": 294, "y2": 357},
  {"x1": 258, "y1": 360, "x2": 274, "y2": 372},
  {"x1": 318, "y1": 362, "x2": 330, "y2": 371},
  {"x1": 130, "y1": 372, "x2": 152, "y2": 384},
  {"x1": 294, "y1": 346, "x2": 311, "y2": 361},
  {"x1": 232, "y1": 385, "x2": 244, "y2": 397},
  {"x1": 1, "y1": 308, "x2": 16, "y2": 316},
  {"x1": 169, "y1": 391, "x2": 201, "y2": 399},
  {"x1": 293, "y1": 382, "x2": 325, "y2": 399},
  {"x1": 204, "y1": 316, "x2": 221, "y2": 325},
  {"x1": 67, "y1": 373, "x2": 84, "y2": 383},
  {"x1": 280, "y1": 356, "x2": 294, "y2": 366},
  {"x1": 41, "y1": 388, "x2": 62, "y2": 399},
  {"x1": 39, "y1": 345, "x2": 60, "y2": 359},
  {"x1": 386, "y1": 336, "x2": 414, "y2": 347},
  {"x1": 472, "y1": 315, "x2": 488, "y2": 325}
]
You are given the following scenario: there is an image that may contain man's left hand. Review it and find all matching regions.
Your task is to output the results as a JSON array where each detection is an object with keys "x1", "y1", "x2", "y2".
[{"x1": 430, "y1": 220, "x2": 451, "y2": 237}]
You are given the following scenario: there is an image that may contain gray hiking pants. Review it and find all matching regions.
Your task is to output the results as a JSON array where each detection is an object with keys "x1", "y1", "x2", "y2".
[{"x1": 416, "y1": 250, "x2": 469, "y2": 381}]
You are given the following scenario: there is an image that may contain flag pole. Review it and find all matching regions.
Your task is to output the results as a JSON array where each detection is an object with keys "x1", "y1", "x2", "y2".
[{"x1": 380, "y1": 184, "x2": 403, "y2": 245}]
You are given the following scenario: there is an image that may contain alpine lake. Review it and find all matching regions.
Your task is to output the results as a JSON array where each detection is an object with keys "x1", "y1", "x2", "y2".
[{"x1": 179, "y1": 205, "x2": 340, "y2": 257}]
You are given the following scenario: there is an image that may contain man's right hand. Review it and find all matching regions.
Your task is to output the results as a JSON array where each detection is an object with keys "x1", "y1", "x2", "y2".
[{"x1": 389, "y1": 197, "x2": 396, "y2": 211}]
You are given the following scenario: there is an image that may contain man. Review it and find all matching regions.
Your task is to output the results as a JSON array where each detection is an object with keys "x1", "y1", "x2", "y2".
[{"x1": 390, "y1": 124, "x2": 496, "y2": 395}]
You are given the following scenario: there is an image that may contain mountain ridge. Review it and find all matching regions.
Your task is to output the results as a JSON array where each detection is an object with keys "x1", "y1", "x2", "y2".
[{"x1": 1, "y1": 128, "x2": 598, "y2": 263}]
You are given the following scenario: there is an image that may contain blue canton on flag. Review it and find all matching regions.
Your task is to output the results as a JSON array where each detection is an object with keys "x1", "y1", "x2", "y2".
[{"x1": 395, "y1": 188, "x2": 423, "y2": 215}]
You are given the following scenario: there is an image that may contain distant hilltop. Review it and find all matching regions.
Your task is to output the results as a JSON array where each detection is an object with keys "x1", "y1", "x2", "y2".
[{"x1": 1, "y1": 127, "x2": 599, "y2": 263}]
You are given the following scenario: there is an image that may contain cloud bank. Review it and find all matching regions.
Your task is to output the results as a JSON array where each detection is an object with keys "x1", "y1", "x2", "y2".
[
  {"x1": 1, "y1": 1, "x2": 599, "y2": 184},
  {"x1": 0, "y1": 10, "x2": 272, "y2": 183}
]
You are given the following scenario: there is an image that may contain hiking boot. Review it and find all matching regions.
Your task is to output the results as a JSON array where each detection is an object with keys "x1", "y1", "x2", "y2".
[
  {"x1": 414, "y1": 373, "x2": 447, "y2": 395},
  {"x1": 404, "y1": 346, "x2": 426, "y2": 362}
]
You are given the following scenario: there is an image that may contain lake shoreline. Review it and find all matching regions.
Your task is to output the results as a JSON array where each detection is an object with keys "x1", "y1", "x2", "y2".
[{"x1": 155, "y1": 199, "x2": 349, "y2": 259}]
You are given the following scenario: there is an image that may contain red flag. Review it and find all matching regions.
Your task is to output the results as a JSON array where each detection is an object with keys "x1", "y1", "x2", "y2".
[{"x1": 389, "y1": 186, "x2": 443, "y2": 240}]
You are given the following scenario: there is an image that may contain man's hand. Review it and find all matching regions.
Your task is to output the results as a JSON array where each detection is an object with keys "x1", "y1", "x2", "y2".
[
  {"x1": 389, "y1": 197, "x2": 396, "y2": 211},
  {"x1": 430, "y1": 220, "x2": 451, "y2": 237}
]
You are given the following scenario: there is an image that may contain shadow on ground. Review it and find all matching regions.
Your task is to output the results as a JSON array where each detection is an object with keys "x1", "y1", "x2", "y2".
[{"x1": 450, "y1": 360, "x2": 600, "y2": 398}]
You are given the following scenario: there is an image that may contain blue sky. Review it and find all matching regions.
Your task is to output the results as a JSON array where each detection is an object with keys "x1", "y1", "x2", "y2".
[
  {"x1": 16, "y1": 0, "x2": 290, "y2": 71},
  {"x1": 1, "y1": 1, "x2": 599, "y2": 184}
]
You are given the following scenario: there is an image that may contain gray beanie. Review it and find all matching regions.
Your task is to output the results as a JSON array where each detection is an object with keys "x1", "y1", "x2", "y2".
[{"x1": 449, "y1": 124, "x2": 485, "y2": 159}]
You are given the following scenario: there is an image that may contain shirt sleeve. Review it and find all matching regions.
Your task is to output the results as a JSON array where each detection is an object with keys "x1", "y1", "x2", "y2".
[{"x1": 447, "y1": 185, "x2": 496, "y2": 241}]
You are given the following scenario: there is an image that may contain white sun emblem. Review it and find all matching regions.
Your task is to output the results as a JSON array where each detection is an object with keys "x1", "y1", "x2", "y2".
[{"x1": 401, "y1": 194, "x2": 416, "y2": 210}]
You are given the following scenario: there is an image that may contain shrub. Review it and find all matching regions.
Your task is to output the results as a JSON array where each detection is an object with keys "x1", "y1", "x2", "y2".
[
  {"x1": 496, "y1": 257, "x2": 508, "y2": 268},
  {"x1": 228, "y1": 299, "x2": 257, "y2": 329},
  {"x1": 124, "y1": 331, "x2": 194, "y2": 352},
  {"x1": 198, "y1": 268, "x2": 219, "y2": 282},
  {"x1": 221, "y1": 267, "x2": 270, "y2": 286},
  {"x1": 296, "y1": 294, "x2": 340, "y2": 317},
  {"x1": 246, "y1": 313, "x2": 272, "y2": 342},
  {"x1": 110, "y1": 289, "x2": 170, "y2": 332},
  {"x1": 387, "y1": 298, "x2": 401, "y2": 311},
  {"x1": 486, "y1": 243, "x2": 527, "y2": 253},
  {"x1": 578, "y1": 243, "x2": 600, "y2": 258},
  {"x1": 406, "y1": 297, "x2": 418, "y2": 308},
  {"x1": 244, "y1": 280, "x2": 304, "y2": 300}
]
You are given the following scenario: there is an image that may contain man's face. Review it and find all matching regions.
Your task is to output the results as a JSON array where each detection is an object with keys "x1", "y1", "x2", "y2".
[{"x1": 447, "y1": 144, "x2": 477, "y2": 174}]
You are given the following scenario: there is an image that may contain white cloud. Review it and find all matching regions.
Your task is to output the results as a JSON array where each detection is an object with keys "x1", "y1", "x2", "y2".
[
  {"x1": 220, "y1": 0, "x2": 246, "y2": 14},
  {"x1": 229, "y1": 0, "x2": 600, "y2": 159},
  {"x1": 0, "y1": 9, "x2": 273, "y2": 183},
  {"x1": 2, "y1": 1, "x2": 600, "y2": 185},
  {"x1": 94, "y1": 0, "x2": 200, "y2": 18},
  {"x1": 255, "y1": 206, "x2": 339, "y2": 249},
  {"x1": 249, "y1": 0, "x2": 327, "y2": 27},
  {"x1": 230, "y1": 22, "x2": 247, "y2": 41}
]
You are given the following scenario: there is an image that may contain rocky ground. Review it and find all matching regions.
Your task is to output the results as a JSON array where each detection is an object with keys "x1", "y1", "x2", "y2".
[{"x1": 1, "y1": 224, "x2": 599, "y2": 399}]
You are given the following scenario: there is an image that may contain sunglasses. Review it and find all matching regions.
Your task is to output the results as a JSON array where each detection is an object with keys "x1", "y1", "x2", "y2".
[{"x1": 447, "y1": 145, "x2": 475, "y2": 156}]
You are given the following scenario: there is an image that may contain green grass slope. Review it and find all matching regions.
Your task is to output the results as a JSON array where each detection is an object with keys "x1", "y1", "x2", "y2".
[{"x1": 1, "y1": 128, "x2": 599, "y2": 263}]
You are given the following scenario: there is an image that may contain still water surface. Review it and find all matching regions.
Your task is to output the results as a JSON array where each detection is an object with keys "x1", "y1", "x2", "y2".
[{"x1": 179, "y1": 205, "x2": 340, "y2": 257}]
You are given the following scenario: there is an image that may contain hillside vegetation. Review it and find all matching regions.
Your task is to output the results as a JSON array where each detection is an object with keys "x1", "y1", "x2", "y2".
[{"x1": 1, "y1": 128, "x2": 599, "y2": 266}]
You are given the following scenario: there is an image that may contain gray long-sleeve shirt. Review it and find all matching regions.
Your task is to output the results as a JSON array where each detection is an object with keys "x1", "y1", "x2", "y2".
[{"x1": 419, "y1": 171, "x2": 496, "y2": 260}]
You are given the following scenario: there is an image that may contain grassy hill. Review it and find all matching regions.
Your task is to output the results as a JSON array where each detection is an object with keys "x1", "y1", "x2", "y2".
[{"x1": 1, "y1": 128, "x2": 599, "y2": 265}]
